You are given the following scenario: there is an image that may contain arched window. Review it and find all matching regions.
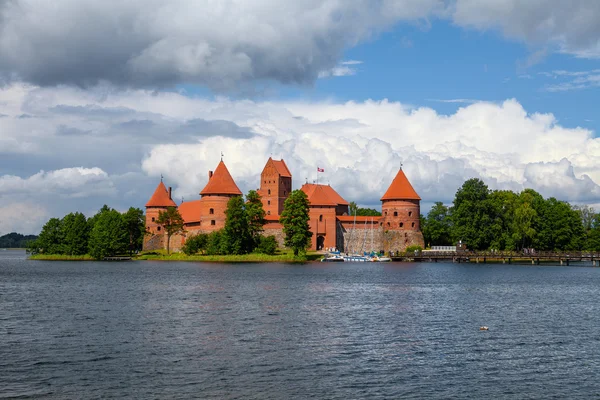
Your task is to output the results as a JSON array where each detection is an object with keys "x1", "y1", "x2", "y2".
[
  {"x1": 268, "y1": 211, "x2": 271, "y2": 215},
  {"x1": 151, "y1": 217, "x2": 155, "y2": 222},
  {"x1": 387, "y1": 222, "x2": 390, "y2": 227},
  {"x1": 284, "y1": 191, "x2": 286, "y2": 196},
  {"x1": 157, "y1": 226, "x2": 161, "y2": 231},
  {"x1": 393, "y1": 211, "x2": 398, "y2": 217},
  {"x1": 319, "y1": 215, "x2": 323, "y2": 222},
  {"x1": 411, "y1": 222, "x2": 415, "y2": 228},
  {"x1": 408, "y1": 211, "x2": 413, "y2": 217},
  {"x1": 400, "y1": 222, "x2": 404, "y2": 228},
  {"x1": 268, "y1": 189, "x2": 271, "y2": 195},
  {"x1": 267, "y1": 200, "x2": 271, "y2": 205},
  {"x1": 209, "y1": 208, "x2": 214, "y2": 215},
  {"x1": 384, "y1": 211, "x2": 387, "y2": 216},
  {"x1": 211, "y1": 220, "x2": 216, "y2": 226}
]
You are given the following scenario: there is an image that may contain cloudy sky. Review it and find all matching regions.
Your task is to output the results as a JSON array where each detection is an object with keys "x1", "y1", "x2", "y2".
[{"x1": 1, "y1": 0, "x2": 600, "y2": 235}]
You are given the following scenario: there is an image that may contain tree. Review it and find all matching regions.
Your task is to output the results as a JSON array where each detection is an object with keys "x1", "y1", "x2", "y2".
[
  {"x1": 422, "y1": 202, "x2": 452, "y2": 247},
  {"x1": 35, "y1": 218, "x2": 65, "y2": 254},
  {"x1": 586, "y1": 213, "x2": 600, "y2": 250},
  {"x1": 450, "y1": 178, "x2": 494, "y2": 250},
  {"x1": 205, "y1": 230, "x2": 225, "y2": 255},
  {"x1": 156, "y1": 206, "x2": 185, "y2": 255},
  {"x1": 182, "y1": 233, "x2": 209, "y2": 255},
  {"x1": 279, "y1": 189, "x2": 312, "y2": 256},
  {"x1": 349, "y1": 201, "x2": 381, "y2": 216},
  {"x1": 245, "y1": 190, "x2": 266, "y2": 249},
  {"x1": 123, "y1": 207, "x2": 145, "y2": 255},
  {"x1": 223, "y1": 196, "x2": 252, "y2": 254},
  {"x1": 573, "y1": 205, "x2": 595, "y2": 232},
  {"x1": 511, "y1": 191, "x2": 537, "y2": 250},
  {"x1": 61, "y1": 212, "x2": 89, "y2": 255},
  {"x1": 88, "y1": 208, "x2": 128, "y2": 259},
  {"x1": 256, "y1": 235, "x2": 278, "y2": 255}
]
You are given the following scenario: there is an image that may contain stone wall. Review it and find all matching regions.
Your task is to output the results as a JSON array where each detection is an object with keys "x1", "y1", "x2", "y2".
[
  {"x1": 262, "y1": 228, "x2": 286, "y2": 248},
  {"x1": 340, "y1": 227, "x2": 424, "y2": 254}
]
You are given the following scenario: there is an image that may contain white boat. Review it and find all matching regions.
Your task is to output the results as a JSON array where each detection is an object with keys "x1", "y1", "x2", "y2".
[
  {"x1": 321, "y1": 252, "x2": 345, "y2": 262},
  {"x1": 343, "y1": 255, "x2": 369, "y2": 262}
]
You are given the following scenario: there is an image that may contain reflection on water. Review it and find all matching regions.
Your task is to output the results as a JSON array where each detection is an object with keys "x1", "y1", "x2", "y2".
[{"x1": 1, "y1": 253, "x2": 600, "y2": 398}]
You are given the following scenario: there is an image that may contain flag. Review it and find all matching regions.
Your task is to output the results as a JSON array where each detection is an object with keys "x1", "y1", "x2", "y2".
[{"x1": 317, "y1": 167, "x2": 324, "y2": 172}]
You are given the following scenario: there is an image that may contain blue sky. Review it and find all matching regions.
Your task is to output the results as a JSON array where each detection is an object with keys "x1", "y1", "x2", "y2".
[{"x1": 1, "y1": 1, "x2": 600, "y2": 234}]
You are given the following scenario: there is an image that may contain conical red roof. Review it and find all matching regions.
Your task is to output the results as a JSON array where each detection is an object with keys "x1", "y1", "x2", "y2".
[
  {"x1": 146, "y1": 181, "x2": 177, "y2": 207},
  {"x1": 301, "y1": 183, "x2": 348, "y2": 206},
  {"x1": 200, "y1": 161, "x2": 242, "y2": 196},
  {"x1": 380, "y1": 169, "x2": 421, "y2": 201}
]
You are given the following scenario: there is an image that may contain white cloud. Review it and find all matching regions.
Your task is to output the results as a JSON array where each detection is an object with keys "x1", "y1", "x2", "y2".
[
  {"x1": 1, "y1": 83, "x2": 599, "y2": 233},
  {"x1": 541, "y1": 69, "x2": 600, "y2": 91},
  {"x1": 0, "y1": 202, "x2": 48, "y2": 236}
]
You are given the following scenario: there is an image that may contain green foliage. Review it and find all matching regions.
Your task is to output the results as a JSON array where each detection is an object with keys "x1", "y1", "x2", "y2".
[
  {"x1": 256, "y1": 235, "x2": 278, "y2": 255},
  {"x1": 422, "y1": 202, "x2": 452, "y2": 246},
  {"x1": 280, "y1": 189, "x2": 312, "y2": 256},
  {"x1": 34, "y1": 218, "x2": 65, "y2": 254},
  {"x1": 246, "y1": 190, "x2": 267, "y2": 248},
  {"x1": 61, "y1": 212, "x2": 89, "y2": 255},
  {"x1": 223, "y1": 196, "x2": 252, "y2": 254},
  {"x1": 182, "y1": 233, "x2": 209, "y2": 255},
  {"x1": 88, "y1": 208, "x2": 128, "y2": 260},
  {"x1": 156, "y1": 206, "x2": 185, "y2": 254},
  {"x1": 349, "y1": 201, "x2": 381, "y2": 216},
  {"x1": 405, "y1": 245, "x2": 423, "y2": 253},
  {"x1": 123, "y1": 207, "x2": 145, "y2": 255},
  {"x1": 1, "y1": 232, "x2": 38, "y2": 249},
  {"x1": 205, "y1": 230, "x2": 226, "y2": 255},
  {"x1": 451, "y1": 178, "x2": 494, "y2": 250}
]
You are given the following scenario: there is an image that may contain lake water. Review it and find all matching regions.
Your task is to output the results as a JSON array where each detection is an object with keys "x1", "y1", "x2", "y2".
[{"x1": 1, "y1": 249, "x2": 600, "y2": 399}]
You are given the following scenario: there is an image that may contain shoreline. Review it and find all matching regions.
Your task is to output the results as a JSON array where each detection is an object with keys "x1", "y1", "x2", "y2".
[{"x1": 28, "y1": 252, "x2": 323, "y2": 263}]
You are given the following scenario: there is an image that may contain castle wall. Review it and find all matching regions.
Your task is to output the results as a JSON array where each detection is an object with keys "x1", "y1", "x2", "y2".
[
  {"x1": 308, "y1": 206, "x2": 337, "y2": 250},
  {"x1": 198, "y1": 195, "x2": 235, "y2": 231},
  {"x1": 381, "y1": 199, "x2": 421, "y2": 231},
  {"x1": 340, "y1": 227, "x2": 425, "y2": 254}
]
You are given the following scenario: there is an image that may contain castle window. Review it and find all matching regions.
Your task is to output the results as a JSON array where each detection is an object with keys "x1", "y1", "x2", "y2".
[
  {"x1": 400, "y1": 222, "x2": 404, "y2": 228},
  {"x1": 284, "y1": 191, "x2": 286, "y2": 196},
  {"x1": 268, "y1": 211, "x2": 271, "y2": 215},
  {"x1": 157, "y1": 226, "x2": 161, "y2": 231},
  {"x1": 384, "y1": 211, "x2": 387, "y2": 216},
  {"x1": 411, "y1": 222, "x2": 415, "y2": 228},
  {"x1": 268, "y1": 189, "x2": 271, "y2": 195},
  {"x1": 380, "y1": 223, "x2": 382, "y2": 226},
  {"x1": 268, "y1": 200, "x2": 271, "y2": 205},
  {"x1": 211, "y1": 220, "x2": 216, "y2": 226},
  {"x1": 405, "y1": 233, "x2": 408, "y2": 237},
  {"x1": 393, "y1": 211, "x2": 398, "y2": 217},
  {"x1": 409, "y1": 211, "x2": 413, "y2": 217},
  {"x1": 387, "y1": 222, "x2": 390, "y2": 227},
  {"x1": 152, "y1": 217, "x2": 155, "y2": 222},
  {"x1": 209, "y1": 208, "x2": 214, "y2": 215},
  {"x1": 319, "y1": 215, "x2": 323, "y2": 222}
]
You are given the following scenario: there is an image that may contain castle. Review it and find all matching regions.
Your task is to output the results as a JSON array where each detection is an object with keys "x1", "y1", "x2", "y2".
[{"x1": 144, "y1": 158, "x2": 425, "y2": 253}]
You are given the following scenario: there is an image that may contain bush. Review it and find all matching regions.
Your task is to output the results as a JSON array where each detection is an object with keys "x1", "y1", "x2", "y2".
[
  {"x1": 206, "y1": 230, "x2": 226, "y2": 255},
  {"x1": 182, "y1": 233, "x2": 209, "y2": 255},
  {"x1": 256, "y1": 235, "x2": 278, "y2": 255},
  {"x1": 405, "y1": 245, "x2": 423, "y2": 254}
]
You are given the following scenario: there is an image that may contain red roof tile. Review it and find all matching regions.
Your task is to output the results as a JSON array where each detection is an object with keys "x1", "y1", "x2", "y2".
[
  {"x1": 146, "y1": 181, "x2": 177, "y2": 207},
  {"x1": 178, "y1": 199, "x2": 202, "y2": 223},
  {"x1": 272, "y1": 159, "x2": 292, "y2": 177},
  {"x1": 380, "y1": 169, "x2": 421, "y2": 201},
  {"x1": 301, "y1": 184, "x2": 349, "y2": 206},
  {"x1": 200, "y1": 161, "x2": 243, "y2": 196}
]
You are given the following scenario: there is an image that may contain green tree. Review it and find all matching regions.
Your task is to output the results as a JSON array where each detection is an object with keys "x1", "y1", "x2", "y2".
[
  {"x1": 535, "y1": 198, "x2": 584, "y2": 250},
  {"x1": 123, "y1": 207, "x2": 145, "y2": 255},
  {"x1": 256, "y1": 235, "x2": 278, "y2": 255},
  {"x1": 586, "y1": 213, "x2": 600, "y2": 250},
  {"x1": 35, "y1": 218, "x2": 65, "y2": 254},
  {"x1": 88, "y1": 208, "x2": 128, "y2": 259},
  {"x1": 182, "y1": 233, "x2": 209, "y2": 255},
  {"x1": 245, "y1": 190, "x2": 266, "y2": 249},
  {"x1": 511, "y1": 191, "x2": 537, "y2": 250},
  {"x1": 450, "y1": 178, "x2": 494, "y2": 250},
  {"x1": 573, "y1": 205, "x2": 595, "y2": 232},
  {"x1": 205, "y1": 230, "x2": 225, "y2": 255},
  {"x1": 280, "y1": 189, "x2": 312, "y2": 256},
  {"x1": 223, "y1": 196, "x2": 252, "y2": 254},
  {"x1": 61, "y1": 212, "x2": 89, "y2": 255},
  {"x1": 348, "y1": 201, "x2": 381, "y2": 216},
  {"x1": 156, "y1": 206, "x2": 185, "y2": 255},
  {"x1": 422, "y1": 202, "x2": 452, "y2": 247}
]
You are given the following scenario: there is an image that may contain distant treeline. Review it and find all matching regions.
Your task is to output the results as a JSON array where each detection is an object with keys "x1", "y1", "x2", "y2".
[
  {"x1": 421, "y1": 178, "x2": 600, "y2": 251},
  {"x1": 27, "y1": 205, "x2": 145, "y2": 259},
  {"x1": 0, "y1": 232, "x2": 38, "y2": 248}
]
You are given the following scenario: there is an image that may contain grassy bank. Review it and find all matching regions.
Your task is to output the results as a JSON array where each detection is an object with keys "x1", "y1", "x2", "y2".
[
  {"x1": 28, "y1": 254, "x2": 96, "y2": 261},
  {"x1": 136, "y1": 249, "x2": 322, "y2": 263}
]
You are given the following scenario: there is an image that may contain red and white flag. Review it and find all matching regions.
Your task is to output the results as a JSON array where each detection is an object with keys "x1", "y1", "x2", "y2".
[{"x1": 317, "y1": 167, "x2": 324, "y2": 172}]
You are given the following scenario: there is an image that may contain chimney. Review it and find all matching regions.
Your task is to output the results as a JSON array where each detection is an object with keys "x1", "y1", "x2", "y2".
[
  {"x1": 168, "y1": 187, "x2": 172, "y2": 200},
  {"x1": 208, "y1": 171, "x2": 213, "y2": 179}
]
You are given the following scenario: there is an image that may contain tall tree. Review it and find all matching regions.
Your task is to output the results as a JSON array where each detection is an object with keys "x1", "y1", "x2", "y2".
[
  {"x1": 61, "y1": 212, "x2": 89, "y2": 255},
  {"x1": 451, "y1": 178, "x2": 494, "y2": 250},
  {"x1": 422, "y1": 202, "x2": 452, "y2": 247},
  {"x1": 279, "y1": 190, "x2": 312, "y2": 256},
  {"x1": 35, "y1": 218, "x2": 65, "y2": 254},
  {"x1": 245, "y1": 190, "x2": 266, "y2": 249},
  {"x1": 511, "y1": 191, "x2": 537, "y2": 250},
  {"x1": 88, "y1": 208, "x2": 128, "y2": 259},
  {"x1": 573, "y1": 205, "x2": 595, "y2": 232},
  {"x1": 586, "y1": 213, "x2": 600, "y2": 250},
  {"x1": 223, "y1": 196, "x2": 252, "y2": 254},
  {"x1": 123, "y1": 207, "x2": 145, "y2": 255},
  {"x1": 156, "y1": 206, "x2": 185, "y2": 255}
]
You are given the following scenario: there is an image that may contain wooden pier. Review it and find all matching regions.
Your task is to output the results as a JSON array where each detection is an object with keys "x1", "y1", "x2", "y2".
[{"x1": 392, "y1": 250, "x2": 600, "y2": 265}]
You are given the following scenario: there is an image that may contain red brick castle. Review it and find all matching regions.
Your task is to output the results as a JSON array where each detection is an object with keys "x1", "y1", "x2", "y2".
[{"x1": 144, "y1": 158, "x2": 424, "y2": 253}]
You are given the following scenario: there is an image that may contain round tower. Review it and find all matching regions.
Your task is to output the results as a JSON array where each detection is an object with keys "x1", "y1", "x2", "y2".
[
  {"x1": 199, "y1": 160, "x2": 242, "y2": 231},
  {"x1": 145, "y1": 181, "x2": 177, "y2": 235},
  {"x1": 380, "y1": 168, "x2": 424, "y2": 250}
]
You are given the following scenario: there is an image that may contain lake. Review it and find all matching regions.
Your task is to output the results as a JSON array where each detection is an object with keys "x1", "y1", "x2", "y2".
[{"x1": 1, "y1": 249, "x2": 600, "y2": 399}]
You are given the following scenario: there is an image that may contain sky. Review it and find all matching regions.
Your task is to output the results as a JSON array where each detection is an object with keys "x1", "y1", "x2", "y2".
[{"x1": 1, "y1": 0, "x2": 600, "y2": 235}]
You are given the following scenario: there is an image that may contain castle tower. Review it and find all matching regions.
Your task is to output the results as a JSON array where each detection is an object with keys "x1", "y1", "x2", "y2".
[
  {"x1": 145, "y1": 181, "x2": 177, "y2": 235},
  {"x1": 301, "y1": 183, "x2": 349, "y2": 251},
  {"x1": 258, "y1": 157, "x2": 292, "y2": 216},
  {"x1": 199, "y1": 160, "x2": 242, "y2": 231},
  {"x1": 380, "y1": 168, "x2": 424, "y2": 250}
]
